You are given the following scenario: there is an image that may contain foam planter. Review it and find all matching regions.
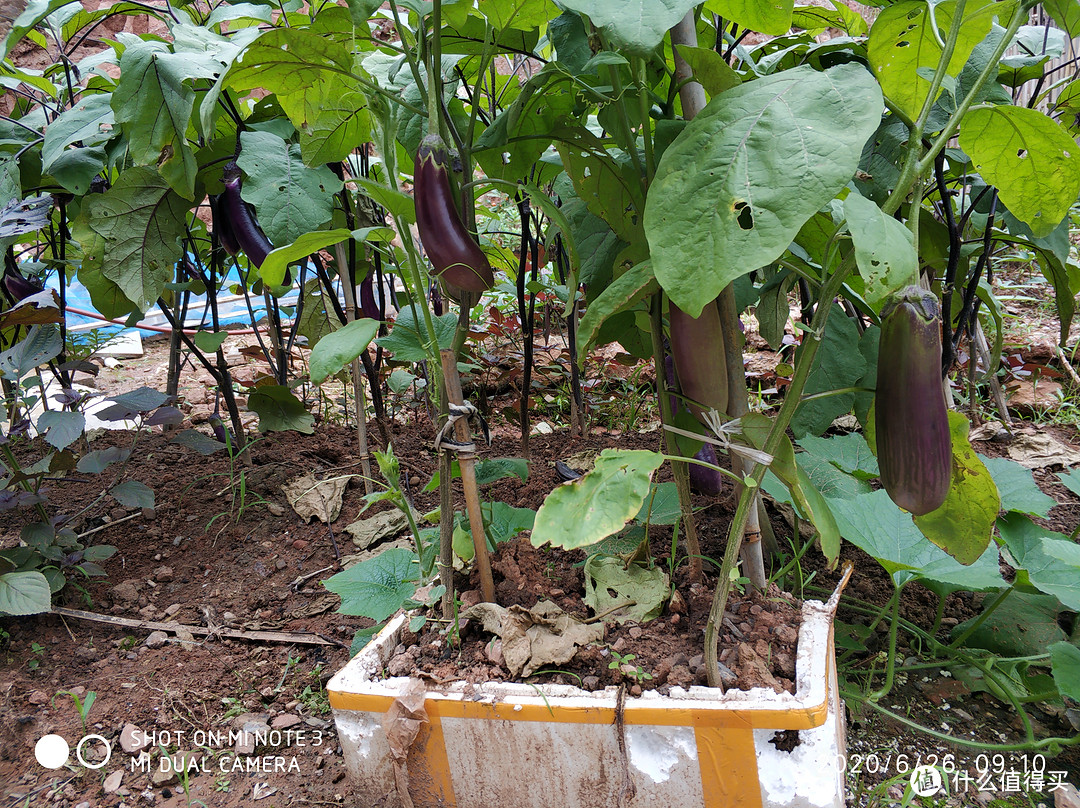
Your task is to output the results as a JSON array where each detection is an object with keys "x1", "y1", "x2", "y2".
[{"x1": 328, "y1": 590, "x2": 846, "y2": 808}]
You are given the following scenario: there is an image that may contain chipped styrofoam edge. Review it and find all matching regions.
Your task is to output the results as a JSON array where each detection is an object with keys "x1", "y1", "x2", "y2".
[{"x1": 329, "y1": 595, "x2": 840, "y2": 723}]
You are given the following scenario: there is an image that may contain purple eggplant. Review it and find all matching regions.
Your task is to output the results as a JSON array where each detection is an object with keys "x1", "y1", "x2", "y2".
[
  {"x1": 875, "y1": 286, "x2": 951, "y2": 516},
  {"x1": 689, "y1": 442, "x2": 725, "y2": 496},
  {"x1": 222, "y1": 163, "x2": 272, "y2": 269},
  {"x1": 415, "y1": 134, "x2": 494, "y2": 293},
  {"x1": 3, "y1": 267, "x2": 43, "y2": 302},
  {"x1": 359, "y1": 272, "x2": 381, "y2": 321},
  {"x1": 209, "y1": 193, "x2": 241, "y2": 257}
]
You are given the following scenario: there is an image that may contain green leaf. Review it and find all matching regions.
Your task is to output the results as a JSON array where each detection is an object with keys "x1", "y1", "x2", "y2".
[
  {"x1": 646, "y1": 64, "x2": 883, "y2": 316},
  {"x1": 0, "y1": 325, "x2": 62, "y2": 380},
  {"x1": 634, "y1": 482, "x2": 681, "y2": 526},
  {"x1": 912, "y1": 412, "x2": 999, "y2": 565},
  {"x1": 827, "y1": 489, "x2": 1004, "y2": 592},
  {"x1": 791, "y1": 0, "x2": 867, "y2": 36},
  {"x1": 1058, "y1": 466, "x2": 1080, "y2": 498},
  {"x1": 960, "y1": 105, "x2": 1080, "y2": 238},
  {"x1": 997, "y1": 513, "x2": 1080, "y2": 609},
  {"x1": 674, "y1": 45, "x2": 742, "y2": 99},
  {"x1": 2, "y1": 0, "x2": 79, "y2": 60},
  {"x1": 228, "y1": 28, "x2": 357, "y2": 127},
  {"x1": 954, "y1": 591, "x2": 1066, "y2": 657},
  {"x1": 705, "y1": 0, "x2": 795, "y2": 36},
  {"x1": 768, "y1": 453, "x2": 870, "y2": 501},
  {"x1": 980, "y1": 455, "x2": 1056, "y2": 517},
  {"x1": 309, "y1": 318, "x2": 381, "y2": 385},
  {"x1": 36, "y1": 411, "x2": 84, "y2": 451},
  {"x1": 796, "y1": 432, "x2": 880, "y2": 478},
  {"x1": 42, "y1": 93, "x2": 114, "y2": 170},
  {"x1": 557, "y1": 0, "x2": 700, "y2": 53},
  {"x1": 237, "y1": 131, "x2": 343, "y2": 247},
  {"x1": 247, "y1": 385, "x2": 315, "y2": 434},
  {"x1": 1050, "y1": 642, "x2": 1080, "y2": 701},
  {"x1": 484, "y1": 501, "x2": 536, "y2": 544},
  {"x1": 476, "y1": 457, "x2": 529, "y2": 485},
  {"x1": 170, "y1": 429, "x2": 227, "y2": 455},
  {"x1": 375, "y1": 308, "x2": 457, "y2": 363},
  {"x1": 352, "y1": 177, "x2": 416, "y2": 224},
  {"x1": 260, "y1": 230, "x2": 348, "y2": 287},
  {"x1": 583, "y1": 555, "x2": 667, "y2": 623},
  {"x1": 108, "y1": 387, "x2": 170, "y2": 413},
  {"x1": 790, "y1": 304, "x2": 867, "y2": 437},
  {"x1": 74, "y1": 166, "x2": 188, "y2": 312},
  {"x1": 867, "y1": 0, "x2": 1003, "y2": 123},
  {"x1": 76, "y1": 447, "x2": 132, "y2": 474},
  {"x1": 560, "y1": 198, "x2": 622, "y2": 290},
  {"x1": 110, "y1": 480, "x2": 155, "y2": 509},
  {"x1": 1045, "y1": 0, "x2": 1080, "y2": 36},
  {"x1": 477, "y1": 0, "x2": 559, "y2": 31},
  {"x1": 299, "y1": 90, "x2": 371, "y2": 167},
  {"x1": 532, "y1": 449, "x2": 664, "y2": 550},
  {"x1": 193, "y1": 331, "x2": 228, "y2": 353},
  {"x1": 112, "y1": 41, "x2": 215, "y2": 200},
  {"x1": 557, "y1": 146, "x2": 644, "y2": 244},
  {"x1": 576, "y1": 261, "x2": 657, "y2": 364},
  {"x1": 47, "y1": 147, "x2": 106, "y2": 196},
  {"x1": 0, "y1": 571, "x2": 52, "y2": 616},
  {"x1": 844, "y1": 192, "x2": 917, "y2": 305},
  {"x1": 324, "y1": 548, "x2": 419, "y2": 622}
]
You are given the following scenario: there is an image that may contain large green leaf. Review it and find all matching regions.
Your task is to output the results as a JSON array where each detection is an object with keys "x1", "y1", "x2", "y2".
[
  {"x1": 259, "y1": 229, "x2": 351, "y2": 287},
  {"x1": 532, "y1": 449, "x2": 664, "y2": 550},
  {"x1": 704, "y1": 0, "x2": 795, "y2": 36},
  {"x1": 36, "y1": 411, "x2": 84, "y2": 451},
  {"x1": 42, "y1": 93, "x2": 114, "y2": 170},
  {"x1": 236, "y1": 131, "x2": 343, "y2": 247},
  {"x1": 557, "y1": 0, "x2": 700, "y2": 53},
  {"x1": 867, "y1": 0, "x2": 1003, "y2": 123},
  {"x1": 247, "y1": 385, "x2": 315, "y2": 434},
  {"x1": 576, "y1": 261, "x2": 656, "y2": 364},
  {"x1": 912, "y1": 412, "x2": 999, "y2": 565},
  {"x1": 375, "y1": 308, "x2": 457, "y2": 363},
  {"x1": 960, "y1": 105, "x2": 1080, "y2": 238},
  {"x1": 844, "y1": 192, "x2": 917, "y2": 305},
  {"x1": 75, "y1": 167, "x2": 188, "y2": 313},
  {"x1": 790, "y1": 304, "x2": 867, "y2": 437},
  {"x1": 0, "y1": 571, "x2": 52, "y2": 616},
  {"x1": 673, "y1": 45, "x2": 742, "y2": 99},
  {"x1": 645, "y1": 64, "x2": 883, "y2": 316},
  {"x1": 309, "y1": 319, "x2": 381, "y2": 385},
  {"x1": 997, "y1": 513, "x2": 1080, "y2": 609},
  {"x1": 299, "y1": 90, "x2": 372, "y2": 167},
  {"x1": 228, "y1": 28, "x2": 358, "y2": 127},
  {"x1": 827, "y1": 489, "x2": 1004, "y2": 592},
  {"x1": 980, "y1": 455, "x2": 1056, "y2": 517},
  {"x1": 112, "y1": 40, "x2": 217, "y2": 200},
  {"x1": 1043, "y1": 0, "x2": 1080, "y2": 38},
  {"x1": 324, "y1": 548, "x2": 419, "y2": 622},
  {"x1": 560, "y1": 196, "x2": 623, "y2": 288},
  {"x1": 557, "y1": 146, "x2": 644, "y2": 245},
  {"x1": 0, "y1": 325, "x2": 62, "y2": 381},
  {"x1": 110, "y1": 480, "x2": 155, "y2": 509},
  {"x1": 796, "y1": 432, "x2": 880, "y2": 478},
  {"x1": 477, "y1": 0, "x2": 559, "y2": 31}
]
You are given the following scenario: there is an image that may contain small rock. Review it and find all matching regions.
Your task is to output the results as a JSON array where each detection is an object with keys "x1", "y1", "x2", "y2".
[
  {"x1": 110, "y1": 507, "x2": 127, "y2": 521},
  {"x1": 120, "y1": 724, "x2": 150, "y2": 754},
  {"x1": 235, "y1": 721, "x2": 270, "y2": 755},
  {"x1": 152, "y1": 566, "x2": 173, "y2": 583},
  {"x1": 688, "y1": 654, "x2": 704, "y2": 671},
  {"x1": 629, "y1": 685, "x2": 642, "y2": 697},
  {"x1": 611, "y1": 637, "x2": 628, "y2": 653},
  {"x1": 582, "y1": 676, "x2": 601, "y2": 691},
  {"x1": 28, "y1": 690, "x2": 48, "y2": 706},
  {"x1": 774, "y1": 625, "x2": 798, "y2": 645},
  {"x1": 145, "y1": 631, "x2": 168, "y2": 648},
  {"x1": 267, "y1": 502, "x2": 285, "y2": 517},
  {"x1": 667, "y1": 665, "x2": 694, "y2": 690},
  {"x1": 668, "y1": 590, "x2": 687, "y2": 615},
  {"x1": 292, "y1": 539, "x2": 309, "y2": 550},
  {"x1": 141, "y1": 507, "x2": 156, "y2": 519},
  {"x1": 275, "y1": 558, "x2": 287, "y2": 570},
  {"x1": 409, "y1": 476, "x2": 421, "y2": 488},
  {"x1": 628, "y1": 627, "x2": 643, "y2": 639},
  {"x1": 260, "y1": 687, "x2": 275, "y2": 699},
  {"x1": 103, "y1": 770, "x2": 123, "y2": 793},
  {"x1": 75, "y1": 802, "x2": 90, "y2": 808},
  {"x1": 271, "y1": 714, "x2": 301, "y2": 729},
  {"x1": 163, "y1": 604, "x2": 181, "y2": 617},
  {"x1": 485, "y1": 638, "x2": 504, "y2": 667},
  {"x1": 459, "y1": 590, "x2": 483, "y2": 610},
  {"x1": 387, "y1": 651, "x2": 417, "y2": 678},
  {"x1": 1055, "y1": 783, "x2": 1080, "y2": 808},
  {"x1": 532, "y1": 421, "x2": 554, "y2": 434},
  {"x1": 111, "y1": 581, "x2": 140, "y2": 605}
]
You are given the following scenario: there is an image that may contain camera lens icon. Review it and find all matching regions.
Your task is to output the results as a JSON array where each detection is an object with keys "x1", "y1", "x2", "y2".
[{"x1": 34, "y1": 734, "x2": 112, "y2": 770}]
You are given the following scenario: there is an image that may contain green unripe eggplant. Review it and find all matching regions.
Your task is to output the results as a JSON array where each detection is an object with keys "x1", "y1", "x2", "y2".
[{"x1": 875, "y1": 286, "x2": 951, "y2": 516}]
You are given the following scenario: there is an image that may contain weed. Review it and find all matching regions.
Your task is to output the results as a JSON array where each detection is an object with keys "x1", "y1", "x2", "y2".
[
  {"x1": 54, "y1": 689, "x2": 96, "y2": 735},
  {"x1": 27, "y1": 641, "x2": 45, "y2": 670},
  {"x1": 608, "y1": 651, "x2": 653, "y2": 684}
]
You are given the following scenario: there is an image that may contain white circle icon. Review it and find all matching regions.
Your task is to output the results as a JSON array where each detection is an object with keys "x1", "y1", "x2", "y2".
[
  {"x1": 909, "y1": 765, "x2": 943, "y2": 797},
  {"x1": 76, "y1": 734, "x2": 111, "y2": 769},
  {"x1": 34, "y1": 734, "x2": 69, "y2": 769}
]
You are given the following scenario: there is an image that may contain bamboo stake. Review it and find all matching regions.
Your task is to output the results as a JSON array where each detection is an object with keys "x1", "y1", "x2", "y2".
[
  {"x1": 334, "y1": 244, "x2": 374, "y2": 494},
  {"x1": 439, "y1": 349, "x2": 495, "y2": 603}
]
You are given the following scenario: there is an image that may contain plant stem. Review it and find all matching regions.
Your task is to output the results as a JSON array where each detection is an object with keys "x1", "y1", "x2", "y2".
[
  {"x1": 868, "y1": 585, "x2": 903, "y2": 702},
  {"x1": 703, "y1": 254, "x2": 855, "y2": 687}
]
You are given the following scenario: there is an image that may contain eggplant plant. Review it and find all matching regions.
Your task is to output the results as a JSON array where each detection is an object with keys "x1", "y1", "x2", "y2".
[{"x1": 4, "y1": 0, "x2": 1080, "y2": 720}]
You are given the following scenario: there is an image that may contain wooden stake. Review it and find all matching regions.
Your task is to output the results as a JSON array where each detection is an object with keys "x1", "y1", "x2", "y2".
[{"x1": 439, "y1": 349, "x2": 496, "y2": 603}]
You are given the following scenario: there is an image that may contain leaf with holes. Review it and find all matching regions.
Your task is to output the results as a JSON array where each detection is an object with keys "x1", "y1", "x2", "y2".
[
  {"x1": 960, "y1": 105, "x2": 1080, "y2": 238},
  {"x1": 532, "y1": 449, "x2": 664, "y2": 550},
  {"x1": 645, "y1": 64, "x2": 882, "y2": 316},
  {"x1": 844, "y1": 192, "x2": 917, "y2": 305}
]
